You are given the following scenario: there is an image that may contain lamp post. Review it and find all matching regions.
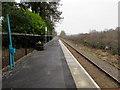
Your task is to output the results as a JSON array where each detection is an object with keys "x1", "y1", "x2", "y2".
[
  {"x1": 7, "y1": 14, "x2": 16, "y2": 69},
  {"x1": 45, "y1": 27, "x2": 47, "y2": 43}
]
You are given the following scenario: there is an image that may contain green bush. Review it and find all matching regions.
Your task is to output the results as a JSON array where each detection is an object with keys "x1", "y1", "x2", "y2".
[
  {"x1": 24, "y1": 10, "x2": 46, "y2": 34},
  {"x1": 83, "y1": 39, "x2": 89, "y2": 46}
]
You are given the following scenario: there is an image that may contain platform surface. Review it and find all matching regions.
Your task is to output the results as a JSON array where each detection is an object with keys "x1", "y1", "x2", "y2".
[{"x1": 3, "y1": 38, "x2": 76, "y2": 88}]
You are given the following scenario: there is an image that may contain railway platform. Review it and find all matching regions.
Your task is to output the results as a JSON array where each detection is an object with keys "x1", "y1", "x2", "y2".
[{"x1": 2, "y1": 37, "x2": 100, "y2": 89}]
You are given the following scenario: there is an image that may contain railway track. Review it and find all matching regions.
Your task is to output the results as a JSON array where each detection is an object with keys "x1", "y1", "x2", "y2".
[{"x1": 61, "y1": 39, "x2": 120, "y2": 88}]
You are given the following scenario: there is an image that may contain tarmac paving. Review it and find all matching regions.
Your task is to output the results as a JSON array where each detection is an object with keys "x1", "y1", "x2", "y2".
[{"x1": 2, "y1": 38, "x2": 76, "y2": 88}]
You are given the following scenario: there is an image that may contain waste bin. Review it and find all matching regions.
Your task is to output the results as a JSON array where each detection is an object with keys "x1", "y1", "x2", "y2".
[{"x1": 35, "y1": 41, "x2": 44, "y2": 50}]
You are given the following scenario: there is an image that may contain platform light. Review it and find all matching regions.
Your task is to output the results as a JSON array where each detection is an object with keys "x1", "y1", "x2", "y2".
[{"x1": 45, "y1": 27, "x2": 47, "y2": 43}]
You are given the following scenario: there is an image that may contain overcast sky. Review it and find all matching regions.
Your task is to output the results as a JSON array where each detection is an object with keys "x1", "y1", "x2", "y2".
[
  {"x1": 15, "y1": 0, "x2": 119, "y2": 34},
  {"x1": 56, "y1": 0, "x2": 119, "y2": 34}
]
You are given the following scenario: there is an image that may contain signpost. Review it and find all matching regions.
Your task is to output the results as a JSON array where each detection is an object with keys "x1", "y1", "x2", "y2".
[{"x1": 7, "y1": 14, "x2": 16, "y2": 69}]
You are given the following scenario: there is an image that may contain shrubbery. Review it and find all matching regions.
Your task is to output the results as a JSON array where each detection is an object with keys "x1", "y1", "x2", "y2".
[{"x1": 64, "y1": 28, "x2": 120, "y2": 55}]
